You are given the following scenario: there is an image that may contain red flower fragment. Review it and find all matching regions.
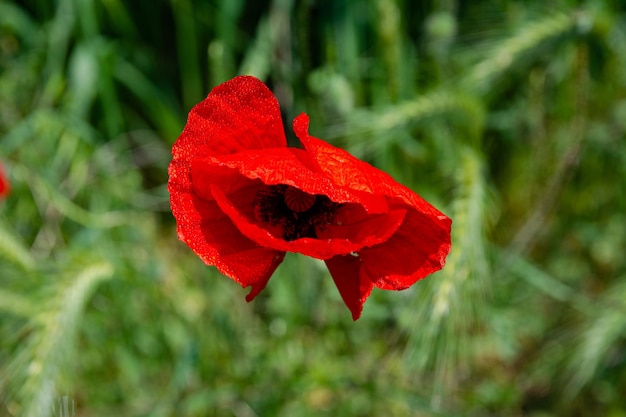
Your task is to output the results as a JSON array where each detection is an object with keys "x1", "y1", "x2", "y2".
[
  {"x1": 0, "y1": 163, "x2": 10, "y2": 199},
  {"x1": 168, "y1": 76, "x2": 451, "y2": 320}
]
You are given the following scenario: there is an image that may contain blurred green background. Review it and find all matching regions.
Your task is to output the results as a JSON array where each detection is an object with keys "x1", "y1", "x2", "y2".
[{"x1": 1, "y1": 0, "x2": 625, "y2": 416}]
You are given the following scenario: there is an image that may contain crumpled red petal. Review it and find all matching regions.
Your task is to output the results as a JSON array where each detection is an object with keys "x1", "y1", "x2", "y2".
[
  {"x1": 325, "y1": 255, "x2": 375, "y2": 320},
  {"x1": 361, "y1": 209, "x2": 451, "y2": 290},
  {"x1": 294, "y1": 113, "x2": 451, "y2": 300},
  {"x1": 204, "y1": 148, "x2": 388, "y2": 213},
  {"x1": 172, "y1": 187, "x2": 285, "y2": 300},
  {"x1": 209, "y1": 182, "x2": 406, "y2": 259},
  {"x1": 190, "y1": 159, "x2": 258, "y2": 202},
  {"x1": 294, "y1": 113, "x2": 450, "y2": 221},
  {"x1": 172, "y1": 76, "x2": 286, "y2": 162},
  {"x1": 323, "y1": 206, "x2": 450, "y2": 319},
  {"x1": 168, "y1": 76, "x2": 289, "y2": 299},
  {"x1": 190, "y1": 150, "x2": 407, "y2": 260},
  {"x1": 317, "y1": 204, "x2": 406, "y2": 247}
]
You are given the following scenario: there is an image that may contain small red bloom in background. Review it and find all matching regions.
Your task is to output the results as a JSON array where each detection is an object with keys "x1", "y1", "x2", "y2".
[
  {"x1": 0, "y1": 163, "x2": 10, "y2": 199},
  {"x1": 168, "y1": 76, "x2": 451, "y2": 320}
]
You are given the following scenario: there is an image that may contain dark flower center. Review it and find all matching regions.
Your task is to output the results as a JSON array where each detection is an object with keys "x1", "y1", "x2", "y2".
[{"x1": 254, "y1": 184, "x2": 340, "y2": 241}]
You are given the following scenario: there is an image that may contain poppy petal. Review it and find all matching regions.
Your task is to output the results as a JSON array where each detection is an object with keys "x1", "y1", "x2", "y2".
[
  {"x1": 171, "y1": 146, "x2": 284, "y2": 298},
  {"x1": 294, "y1": 111, "x2": 451, "y2": 288},
  {"x1": 317, "y1": 203, "x2": 406, "y2": 247},
  {"x1": 190, "y1": 159, "x2": 259, "y2": 202},
  {"x1": 209, "y1": 183, "x2": 405, "y2": 259},
  {"x1": 204, "y1": 148, "x2": 386, "y2": 211},
  {"x1": 172, "y1": 76, "x2": 286, "y2": 164},
  {"x1": 360, "y1": 209, "x2": 452, "y2": 290},
  {"x1": 293, "y1": 113, "x2": 381, "y2": 194},
  {"x1": 171, "y1": 184, "x2": 284, "y2": 300},
  {"x1": 294, "y1": 113, "x2": 449, "y2": 221},
  {"x1": 168, "y1": 76, "x2": 288, "y2": 299},
  {"x1": 325, "y1": 255, "x2": 375, "y2": 320},
  {"x1": 324, "y1": 209, "x2": 450, "y2": 319}
]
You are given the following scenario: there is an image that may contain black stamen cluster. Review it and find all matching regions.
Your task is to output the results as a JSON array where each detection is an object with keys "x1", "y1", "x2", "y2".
[{"x1": 254, "y1": 185, "x2": 340, "y2": 241}]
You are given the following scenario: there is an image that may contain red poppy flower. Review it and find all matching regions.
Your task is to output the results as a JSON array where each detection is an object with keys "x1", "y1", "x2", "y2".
[
  {"x1": 0, "y1": 163, "x2": 10, "y2": 199},
  {"x1": 168, "y1": 76, "x2": 451, "y2": 320}
]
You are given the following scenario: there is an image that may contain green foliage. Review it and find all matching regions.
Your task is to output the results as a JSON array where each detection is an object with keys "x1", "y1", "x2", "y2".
[{"x1": 1, "y1": 0, "x2": 626, "y2": 416}]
